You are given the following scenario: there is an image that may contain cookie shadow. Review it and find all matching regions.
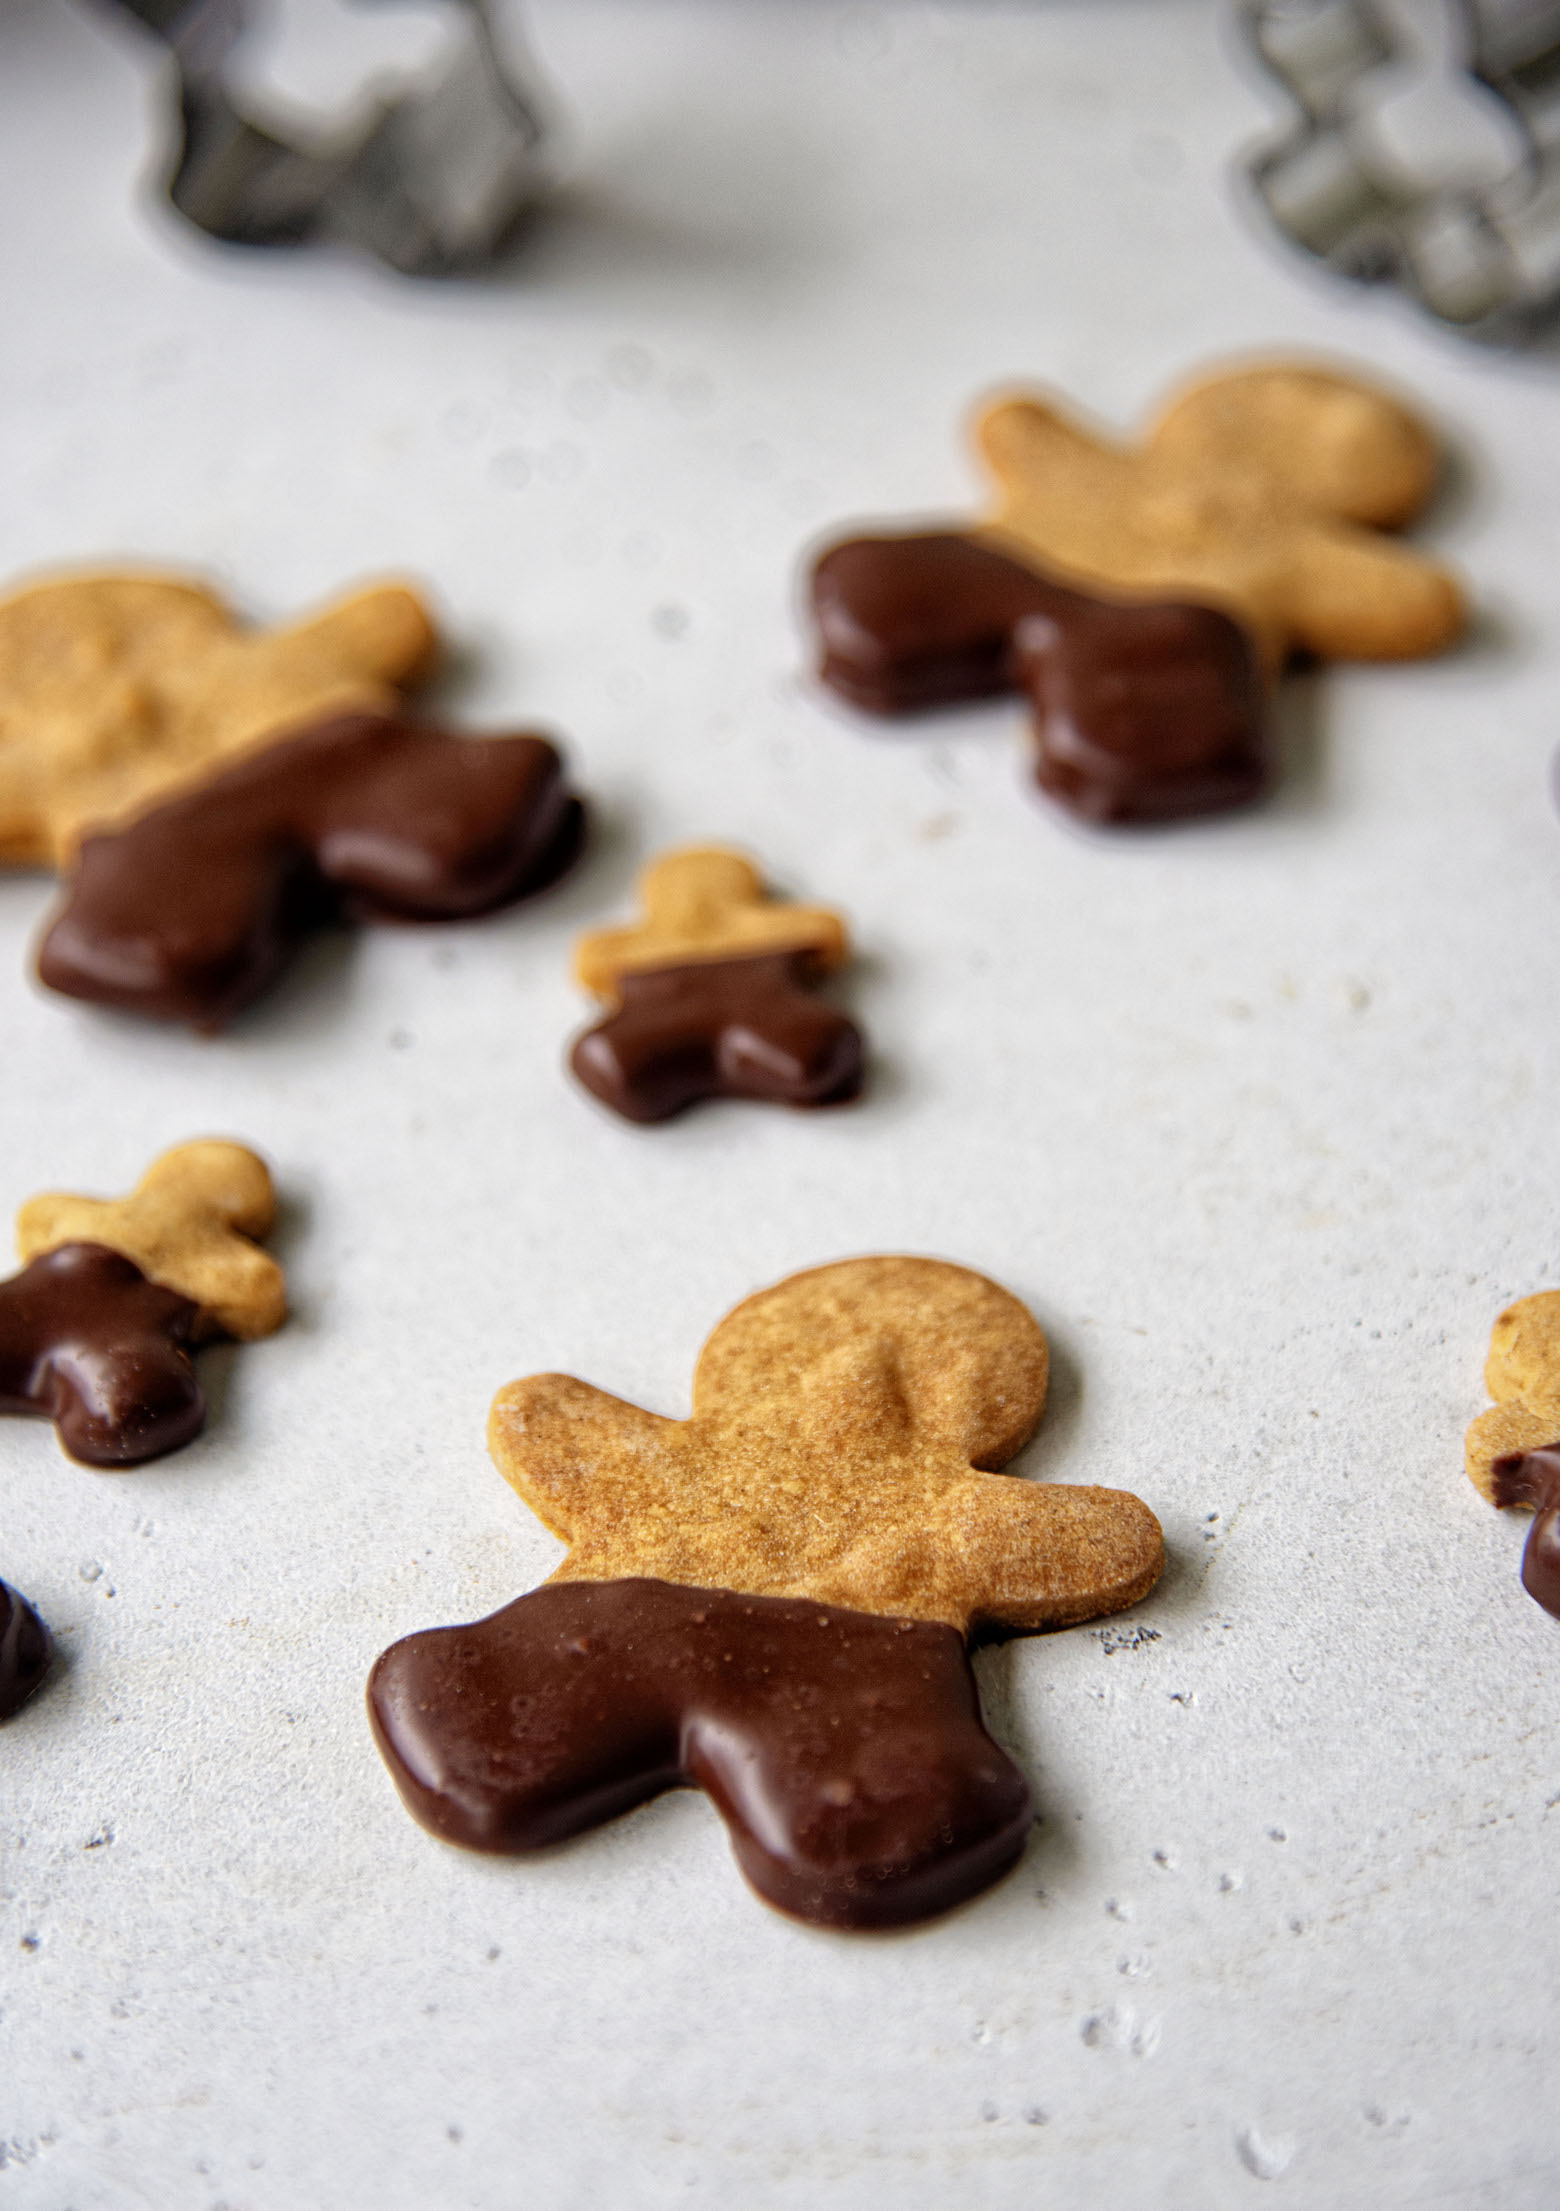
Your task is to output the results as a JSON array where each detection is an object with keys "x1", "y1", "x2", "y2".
[
  {"x1": 507, "y1": 789, "x2": 640, "y2": 930},
  {"x1": 969, "y1": 1639, "x2": 1080, "y2": 1895},
  {"x1": 512, "y1": 171, "x2": 812, "y2": 296},
  {"x1": 187, "y1": 1177, "x2": 307, "y2": 1444},
  {"x1": 1268, "y1": 661, "x2": 1329, "y2": 820}
]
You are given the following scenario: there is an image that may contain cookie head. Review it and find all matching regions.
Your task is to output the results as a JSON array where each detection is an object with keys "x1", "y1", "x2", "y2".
[
  {"x1": 693, "y1": 1254, "x2": 1048, "y2": 1474},
  {"x1": 1147, "y1": 365, "x2": 1442, "y2": 529}
]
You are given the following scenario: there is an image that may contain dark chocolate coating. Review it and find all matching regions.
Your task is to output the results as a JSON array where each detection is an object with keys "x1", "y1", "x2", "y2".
[
  {"x1": 570, "y1": 951, "x2": 864, "y2": 1124},
  {"x1": 812, "y1": 533, "x2": 1069, "y2": 714},
  {"x1": 0, "y1": 1243, "x2": 204, "y2": 1466},
  {"x1": 38, "y1": 713, "x2": 586, "y2": 1029},
  {"x1": 809, "y1": 531, "x2": 1269, "y2": 825},
  {"x1": 368, "y1": 1576, "x2": 1032, "y2": 1929},
  {"x1": 1014, "y1": 598, "x2": 1269, "y2": 824},
  {"x1": 0, "y1": 1579, "x2": 52, "y2": 1721},
  {"x1": 1492, "y1": 1448, "x2": 1560, "y2": 1619}
]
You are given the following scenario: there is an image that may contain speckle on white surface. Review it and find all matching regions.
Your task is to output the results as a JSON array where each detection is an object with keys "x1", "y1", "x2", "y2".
[{"x1": 3, "y1": 1, "x2": 1560, "y2": 2206}]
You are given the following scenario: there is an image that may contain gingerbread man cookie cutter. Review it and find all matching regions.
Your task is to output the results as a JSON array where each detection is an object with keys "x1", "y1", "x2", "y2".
[
  {"x1": 569, "y1": 847, "x2": 864, "y2": 1122},
  {"x1": 810, "y1": 359, "x2": 1465, "y2": 824},
  {"x1": 1241, "y1": 0, "x2": 1560, "y2": 337},
  {"x1": 369, "y1": 1257, "x2": 1164, "y2": 1928},
  {"x1": 1466, "y1": 1290, "x2": 1560, "y2": 1617},
  {"x1": 1, "y1": 1141, "x2": 285, "y2": 1464},
  {"x1": 0, "y1": 569, "x2": 585, "y2": 1025},
  {"x1": 99, "y1": 0, "x2": 553, "y2": 275}
]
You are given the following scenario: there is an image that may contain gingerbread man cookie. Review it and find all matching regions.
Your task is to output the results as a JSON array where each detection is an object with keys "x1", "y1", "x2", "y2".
[
  {"x1": 810, "y1": 360, "x2": 1465, "y2": 824},
  {"x1": 1, "y1": 1141, "x2": 285, "y2": 1464},
  {"x1": 568, "y1": 848, "x2": 864, "y2": 1122},
  {"x1": 369, "y1": 1257, "x2": 1164, "y2": 1928},
  {"x1": 1466, "y1": 1292, "x2": 1560, "y2": 1619},
  {"x1": 0, "y1": 571, "x2": 435, "y2": 862},
  {"x1": 0, "y1": 569, "x2": 586, "y2": 1024}
]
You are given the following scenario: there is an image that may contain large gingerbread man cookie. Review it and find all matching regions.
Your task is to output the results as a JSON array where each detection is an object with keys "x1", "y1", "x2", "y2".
[
  {"x1": 810, "y1": 360, "x2": 1465, "y2": 824},
  {"x1": 0, "y1": 569, "x2": 585, "y2": 1024},
  {"x1": 369, "y1": 1257, "x2": 1164, "y2": 1928}
]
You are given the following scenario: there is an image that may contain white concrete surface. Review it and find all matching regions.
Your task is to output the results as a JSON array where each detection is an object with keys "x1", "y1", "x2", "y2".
[{"x1": 1, "y1": 3, "x2": 1557, "y2": 2205}]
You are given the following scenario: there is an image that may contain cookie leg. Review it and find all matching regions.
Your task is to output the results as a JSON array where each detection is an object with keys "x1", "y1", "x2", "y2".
[
  {"x1": 1014, "y1": 598, "x2": 1270, "y2": 826},
  {"x1": 572, "y1": 953, "x2": 862, "y2": 1122},
  {"x1": 810, "y1": 532, "x2": 1066, "y2": 714},
  {"x1": 714, "y1": 967, "x2": 863, "y2": 1108},
  {"x1": 0, "y1": 1244, "x2": 205, "y2": 1466},
  {"x1": 684, "y1": 1613, "x2": 1031, "y2": 1930},
  {"x1": 367, "y1": 1583, "x2": 684, "y2": 1851}
]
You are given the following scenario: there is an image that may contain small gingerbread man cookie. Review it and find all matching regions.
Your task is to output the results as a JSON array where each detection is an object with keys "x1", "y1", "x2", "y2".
[
  {"x1": 369, "y1": 1257, "x2": 1163, "y2": 1928},
  {"x1": 569, "y1": 848, "x2": 864, "y2": 1122},
  {"x1": 809, "y1": 359, "x2": 1465, "y2": 824},
  {"x1": 1466, "y1": 1291, "x2": 1560, "y2": 1619},
  {"x1": 2, "y1": 1141, "x2": 286, "y2": 1465}
]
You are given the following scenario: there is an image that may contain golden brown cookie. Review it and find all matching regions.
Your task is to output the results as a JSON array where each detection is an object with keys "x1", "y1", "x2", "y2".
[
  {"x1": 489, "y1": 1255, "x2": 1161, "y2": 1630},
  {"x1": 0, "y1": 569, "x2": 436, "y2": 864},
  {"x1": 1465, "y1": 1291, "x2": 1560, "y2": 1502},
  {"x1": 1, "y1": 1140, "x2": 285, "y2": 1467},
  {"x1": 1466, "y1": 1291, "x2": 1560, "y2": 1622},
  {"x1": 17, "y1": 1139, "x2": 284, "y2": 1341},
  {"x1": 370, "y1": 1257, "x2": 1163, "y2": 1927},
  {"x1": 975, "y1": 360, "x2": 1465, "y2": 670},
  {"x1": 573, "y1": 847, "x2": 848, "y2": 1004}
]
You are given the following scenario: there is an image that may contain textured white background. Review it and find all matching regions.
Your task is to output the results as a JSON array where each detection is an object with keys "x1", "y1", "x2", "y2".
[{"x1": 2, "y1": 2, "x2": 1559, "y2": 2205}]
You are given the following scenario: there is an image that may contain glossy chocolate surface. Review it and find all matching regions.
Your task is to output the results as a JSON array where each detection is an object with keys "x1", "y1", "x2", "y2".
[
  {"x1": 368, "y1": 1576, "x2": 1032, "y2": 1929},
  {"x1": 1014, "y1": 597, "x2": 1269, "y2": 824},
  {"x1": 38, "y1": 713, "x2": 585, "y2": 1028},
  {"x1": 812, "y1": 532, "x2": 1070, "y2": 713},
  {"x1": 1492, "y1": 1447, "x2": 1560, "y2": 1619},
  {"x1": 0, "y1": 1242, "x2": 204, "y2": 1465},
  {"x1": 570, "y1": 951, "x2": 863, "y2": 1124},
  {"x1": 0, "y1": 1578, "x2": 53, "y2": 1720},
  {"x1": 810, "y1": 531, "x2": 1268, "y2": 824}
]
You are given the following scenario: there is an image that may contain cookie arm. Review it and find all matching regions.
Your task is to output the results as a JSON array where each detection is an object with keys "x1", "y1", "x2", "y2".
[
  {"x1": 933, "y1": 1474, "x2": 1164, "y2": 1633},
  {"x1": 1285, "y1": 526, "x2": 1465, "y2": 662},
  {"x1": 487, "y1": 1374, "x2": 683, "y2": 1545},
  {"x1": 262, "y1": 584, "x2": 439, "y2": 697},
  {"x1": 973, "y1": 397, "x2": 1132, "y2": 520}
]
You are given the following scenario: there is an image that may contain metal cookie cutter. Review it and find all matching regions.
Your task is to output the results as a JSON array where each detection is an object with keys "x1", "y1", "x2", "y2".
[
  {"x1": 1241, "y1": 0, "x2": 1560, "y2": 336},
  {"x1": 101, "y1": 0, "x2": 553, "y2": 275}
]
